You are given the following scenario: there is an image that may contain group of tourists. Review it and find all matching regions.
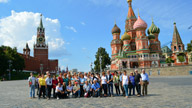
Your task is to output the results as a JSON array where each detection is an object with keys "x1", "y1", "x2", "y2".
[{"x1": 28, "y1": 69, "x2": 149, "y2": 100}]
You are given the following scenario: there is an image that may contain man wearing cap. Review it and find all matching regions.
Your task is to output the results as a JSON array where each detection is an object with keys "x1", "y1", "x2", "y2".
[
  {"x1": 134, "y1": 69, "x2": 141, "y2": 96},
  {"x1": 73, "y1": 81, "x2": 80, "y2": 98},
  {"x1": 141, "y1": 69, "x2": 149, "y2": 96}
]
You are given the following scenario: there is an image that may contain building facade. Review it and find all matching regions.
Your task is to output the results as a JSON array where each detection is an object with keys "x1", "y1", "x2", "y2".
[
  {"x1": 111, "y1": 0, "x2": 161, "y2": 70},
  {"x1": 21, "y1": 15, "x2": 58, "y2": 74}
]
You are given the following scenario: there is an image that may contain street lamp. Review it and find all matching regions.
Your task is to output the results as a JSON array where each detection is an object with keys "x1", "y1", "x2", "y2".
[
  {"x1": 40, "y1": 64, "x2": 43, "y2": 75},
  {"x1": 99, "y1": 55, "x2": 102, "y2": 73},
  {"x1": 55, "y1": 66, "x2": 58, "y2": 75},
  {"x1": 90, "y1": 62, "x2": 93, "y2": 72},
  {"x1": 8, "y1": 60, "x2": 12, "y2": 80}
]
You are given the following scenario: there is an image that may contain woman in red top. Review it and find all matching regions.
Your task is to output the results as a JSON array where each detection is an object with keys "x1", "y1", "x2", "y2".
[
  {"x1": 58, "y1": 73, "x2": 63, "y2": 85},
  {"x1": 52, "y1": 75, "x2": 58, "y2": 98}
]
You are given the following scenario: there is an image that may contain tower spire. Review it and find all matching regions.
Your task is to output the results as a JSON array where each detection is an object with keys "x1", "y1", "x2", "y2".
[
  {"x1": 127, "y1": 0, "x2": 136, "y2": 20},
  {"x1": 138, "y1": 9, "x2": 140, "y2": 17},
  {"x1": 172, "y1": 22, "x2": 183, "y2": 44},
  {"x1": 39, "y1": 14, "x2": 43, "y2": 28}
]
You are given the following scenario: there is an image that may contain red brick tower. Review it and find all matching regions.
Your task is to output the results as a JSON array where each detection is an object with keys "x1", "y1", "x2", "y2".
[
  {"x1": 34, "y1": 14, "x2": 49, "y2": 73},
  {"x1": 125, "y1": 0, "x2": 137, "y2": 50}
]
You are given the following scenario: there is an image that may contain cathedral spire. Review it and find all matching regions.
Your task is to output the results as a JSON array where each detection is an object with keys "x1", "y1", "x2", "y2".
[
  {"x1": 172, "y1": 22, "x2": 183, "y2": 45},
  {"x1": 127, "y1": 0, "x2": 136, "y2": 20},
  {"x1": 39, "y1": 14, "x2": 43, "y2": 28}
]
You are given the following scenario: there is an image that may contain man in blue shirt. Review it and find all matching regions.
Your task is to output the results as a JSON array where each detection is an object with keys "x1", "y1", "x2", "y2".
[
  {"x1": 91, "y1": 80, "x2": 100, "y2": 97},
  {"x1": 141, "y1": 69, "x2": 149, "y2": 96}
]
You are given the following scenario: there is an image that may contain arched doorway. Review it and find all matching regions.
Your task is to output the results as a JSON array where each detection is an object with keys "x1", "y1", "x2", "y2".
[{"x1": 131, "y1": 62, "x2": 139, "y2": 68}]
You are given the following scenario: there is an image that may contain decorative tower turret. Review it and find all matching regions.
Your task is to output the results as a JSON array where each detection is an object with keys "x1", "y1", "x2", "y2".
[
  {"x1": 23, "y1": 43, "x2": 30, "y2": 58},
  {"x1": 147, "y1": 19, "x2": 161, "y2": 53},
  {"x1": 171, "y1": 22, "x2": 184, "y2": 53},
  {"x1": 121, "y1": 32, "x2": 131, "y2": 52}
]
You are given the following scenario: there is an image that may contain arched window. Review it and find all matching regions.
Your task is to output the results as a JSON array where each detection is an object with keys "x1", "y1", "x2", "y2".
[
  {"x1": 178, "y1": 45, "x2": 181, "y2": 51},
  {"x1": 174, "y1": 46, "x2": 176, "y2": 51}
]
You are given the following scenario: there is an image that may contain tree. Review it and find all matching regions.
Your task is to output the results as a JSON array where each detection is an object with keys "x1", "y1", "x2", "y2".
[
  {"x1": 165, "y1": 57, "x2": 174, "y2": 66},
  {"x1": 177, "y1": 55, "x2": 185, "y2": 64},
  {"x1": 0, "y1": 47, "x2": 9, "y2": 76},
  {"x1": 94, "y1": 47, "x2": 111, "y2": 72},
  {"x1": 187, "y1": 40, "x2": 192, "y2": 52}
]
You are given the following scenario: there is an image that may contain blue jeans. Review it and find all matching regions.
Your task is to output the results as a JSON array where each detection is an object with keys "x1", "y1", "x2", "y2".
[
  {"x1": 73, "y1": 90, "x2": 80, "y2": 98},
  {"x1": 93, "y1": 89, "x2": 100, "y2": 97},
  {"x1": 107, "y1": 82, "x2": 113, "y2": 96},
  {"x1": 30, "y1": 85, "x2": 35, "y2": 97},
  {"x1": 123, "y1": 84, "x2": 129, "y2": 96}
]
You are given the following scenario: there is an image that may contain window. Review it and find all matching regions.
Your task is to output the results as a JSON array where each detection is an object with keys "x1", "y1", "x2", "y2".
[
  {"x1": 174, "y1": 46, "x2": 176, "y2": 51},
  {"x1": 179, "y1": 45, "x2": 181, "y2": 51}
]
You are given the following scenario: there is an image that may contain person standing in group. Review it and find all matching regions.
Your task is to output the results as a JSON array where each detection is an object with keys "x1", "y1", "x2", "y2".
[
  {"x1": 73, "y1": 81, "x2": 80, "y2": 98},
  {"x1": 55, "y1": 82, "x2": 63, "y2": 100},
  {"x1": 79, "y1": 74, "x2": 85, "y2": 97},
  {"x1": 58, "y1": 73, "x2": 63, "y2": 85},
  {"x1": 28, "y1": 73, "x2": 36, "y2": 99},
  {"x1": 38, "y1": 74, "x2": 46, "y2": 99},
  {"x1": 118, "y1": 71, "x2": 125, "y2": 96},
  {"x1": 52, "y1": 75, "x2": 58, "y2": 98},
  {"x1": 129, "y1": 72, "x2": 135, "y2": 96},
  {"x1": 113, "y1": 71, "x2": 120, "y2": 96},
  {"x1": 35, "y1": 74, "x2": 40, "y2": 96},
  {"x1": 62, "y1": 82, "x2": 67, "y2": 98},
  {"x1": 141, "y1": 69, "x2": 149, "y2": 96},
  {"x1": 91, "y1": 80, "x2": 100, "y2": 97},
  {"x1": 106, "y1": 70, "x2": 113, "y2": 97},
  {"x1": 63, "y1": 73, "x2": 69, "y2": 86},
  {"x1": 101, "y1": 72, "x2": 107, "y2": 97},
  {"x1": 134, "y1": 69, "x2": 141, "y2": 97},
  {"x1": 122, "y1": 70, "x2": 129, "y2": 98},
  {"x1": 45, "y1": 72, "x2": 52, "y2": 100},
  {"x1": 84, "y1": 73, "x2": 88, "y2": 80}
]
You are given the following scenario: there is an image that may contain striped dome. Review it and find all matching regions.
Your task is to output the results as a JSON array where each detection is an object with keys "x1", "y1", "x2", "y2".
[
  {"x1": 111, "y1": 24, "x2": 121, "y2": 34},
  {"x1": 133, "y1": 16, "x2": 147, "y2": 30},
  {"x1": 148, "y1": 21, "x2": 160, "y2": 34}
]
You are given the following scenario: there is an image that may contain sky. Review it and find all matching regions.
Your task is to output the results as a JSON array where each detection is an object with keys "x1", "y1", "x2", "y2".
[{"x1": 0, "y1": 0, "x2": 192, "y2": 72}]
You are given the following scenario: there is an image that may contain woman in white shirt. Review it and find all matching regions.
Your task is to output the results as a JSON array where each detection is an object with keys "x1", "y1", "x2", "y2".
[
  {"x1": 122, "y1": 70, "x2": 129, "y2": 98},
  {"x1": 101, "y1": 72, "x2": 107, "y2": 97}
]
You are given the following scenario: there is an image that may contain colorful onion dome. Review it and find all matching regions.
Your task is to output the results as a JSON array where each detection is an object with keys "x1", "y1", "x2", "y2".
[
  {"x1": 127, "y1": 0, "x2": 132, "y2": 2},
  {"x1": 121, "y1": 32, "x2": 131, "y2": 40},
  {"x1": 111, "y1": 24, "x2": 121, "y2": 34},
  {"x1": 133, "y1": 10, "x2": 147, "y2": 30},
  {"x1": 148, "y1": 34, "x2": 155, "y2": 40},
  {"x1": 147, "y1": 19, "x2": 160, "y2": 34}
]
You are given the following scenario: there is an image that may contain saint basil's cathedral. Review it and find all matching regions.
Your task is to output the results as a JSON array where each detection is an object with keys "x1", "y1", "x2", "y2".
[{"x1": 110, "y1": 0, "x2": 188, "y2": 70}]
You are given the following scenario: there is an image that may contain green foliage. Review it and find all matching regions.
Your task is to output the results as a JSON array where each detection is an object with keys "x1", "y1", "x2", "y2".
[
  {"x1": 177, "y1": 55, "x2": 185, "y2": 63},
  {"x1": 94, "y1": 47, "x2": 111, "y2": 72},
  {"x1": 187, "y1": 40, "x2": 192, "y2": 52},
  {"x1": 165, "y1": 58, "x2": 174, "y2": 63},
  {"x1": 0, "y1": 45, "x2": 25, "y2": 77}
]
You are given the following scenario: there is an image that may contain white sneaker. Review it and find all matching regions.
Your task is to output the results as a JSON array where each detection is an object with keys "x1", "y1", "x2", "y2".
[{"x1": 57, "y1": 97, "x2": 59, "y2": 100}]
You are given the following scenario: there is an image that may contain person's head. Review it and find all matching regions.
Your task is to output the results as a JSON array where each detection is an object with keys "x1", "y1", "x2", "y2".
[
  {"x1": 114, "y1": 71, "x2": 117, "y2": 76},
  {"x1": 102, "y1": 71, "x2": 105, "y2": 76},
  {"x1": 58, "y1": 82, "x2": 61, "y2": 87},
  {"x1": 135, "y1": 69, "x2": 138, "y2": 74},
  {"x1": 59, "y1": 73, "x2": 62, "y2": 77},
  {"x1": 42, "y1": 74, "x2": 44, "y2": 78},
  {"x1": 63, "y1": 82, "x2": 66, "y2": 86},
  {"x1": 68, "y1": 74, "x2": 71, "y2": 79},
  {"x1": 80, "y1": 74, "x2": 84, "y2": 78},
  {"x1": 118, "y1": 71, "x2": 121, "y2": 75},
  {"x1": 142, "y1": 69, "x2": 145, "y2": 74},
  {"x1": 91, "y1": 73, "x2": 94, "y2": 77},
  {"x1": 46, "y1": 71, "x2": 50, "y2": 76},
  {"x1": 53, "y1": 75, "x2": 56, "y2": 79},
  {"x1": 48, "y1": 73, "x2": 51, "y2": 78},
  {"x1": 75, "y1": 81, "x2": 78, "y2": 86},
  {"x1": 68, "y1": 81, "x2": 71, "y2": 86},
  {"x1": 64, "y1": 73, "x2": 67, "y2": 78},
  {"x1": 85, "y1": 81, "x2": 88, "y2": 85},
  {"x1": 123, "y1": 70, "x2": 127, "y2": 75},
  {"x1": 84, "y1": 73, "x2": 87, "y2": 76},
  {"x1": 130, "y1": 72, "x2": 133, "y2": 76},
  {"x1": 30, "y1": 72, "x2": 33, "y2": 76},
  {"x1": 107, "y1": 70, "x2": 110, "y2": 75}
]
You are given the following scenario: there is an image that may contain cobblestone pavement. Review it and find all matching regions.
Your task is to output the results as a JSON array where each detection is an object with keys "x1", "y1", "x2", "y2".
[{"x1": 0, "y1": 76, "x2": 192, "y2": 108}]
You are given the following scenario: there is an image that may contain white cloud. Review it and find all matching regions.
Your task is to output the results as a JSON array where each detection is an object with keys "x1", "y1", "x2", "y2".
[
  {"x1": 81, "y1": 22, "x2": 86, "y2": 26},
  {"x1": 0, "y1": 0, "x2": 9, "y2": 3},
  {"x1": 65, "y1": 26, "x2": 77, "y2": 33},
  {"x1": 0, "y1": 10, "x2": 69, "y2": 57}
]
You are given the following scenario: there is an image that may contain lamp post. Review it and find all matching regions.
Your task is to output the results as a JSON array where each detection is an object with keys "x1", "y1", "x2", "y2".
[
  {"x1": 8, "y1": 60, "x2": 12, "y2": 80},
  {"x1": 55, "y1": 66, "x2": 58, "y2": 75},
  {"x1": 99, "y1": 55, "x2": 102, "y2": 73},
  {"x1": 40, "y1": 64, "x2": 43, "y2": 75},
  {"x1": 90, "y1": 62, "x2": 93, "y2": 72}
]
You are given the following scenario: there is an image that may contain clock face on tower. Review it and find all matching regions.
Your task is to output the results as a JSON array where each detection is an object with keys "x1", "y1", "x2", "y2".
[{"x1": 37, "y1": 37, "x2": 45, "y2": 44}]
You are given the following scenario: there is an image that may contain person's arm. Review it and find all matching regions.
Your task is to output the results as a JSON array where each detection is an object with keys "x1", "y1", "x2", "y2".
[
  {"x1": 39, "y1": 79, "x2": 41, "y2": 88},
  {"x1": 122, "y1": 76, "x2": 123, "y2": 86}
]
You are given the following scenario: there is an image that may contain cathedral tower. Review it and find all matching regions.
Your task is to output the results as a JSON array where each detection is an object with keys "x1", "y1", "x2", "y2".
[{"x1": 23, "y1": 43, "x2": 30, "y2": 58}]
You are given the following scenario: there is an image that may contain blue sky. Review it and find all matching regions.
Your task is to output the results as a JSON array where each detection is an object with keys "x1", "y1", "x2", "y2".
[{"x1": 0, "y1": 0, "x2": 192, "y2": 72}]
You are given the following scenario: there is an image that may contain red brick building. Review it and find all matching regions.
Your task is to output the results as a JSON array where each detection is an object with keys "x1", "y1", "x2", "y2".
[{"x1": 20, "y1": 15, "x2": 58, "y2": 74}]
